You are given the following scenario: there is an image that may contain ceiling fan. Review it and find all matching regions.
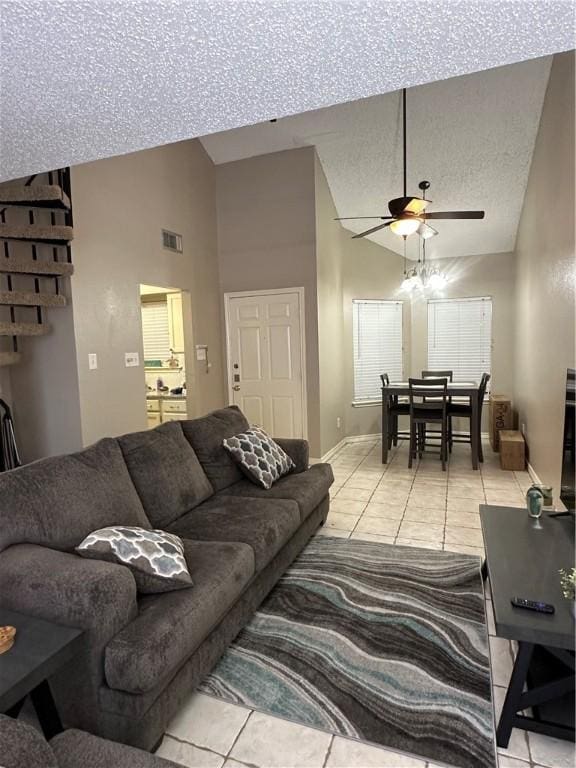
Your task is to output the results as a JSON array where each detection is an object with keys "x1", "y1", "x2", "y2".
[{"x1": 335, "y1": 88, "x2": 485, "y2": 240}]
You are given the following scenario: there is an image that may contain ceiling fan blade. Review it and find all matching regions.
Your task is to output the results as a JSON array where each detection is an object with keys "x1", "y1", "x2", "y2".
[
  {"x1": 334, "y1": 216, "x2": 394, "y2": 221},
  {"x1": 424, "y1": 211, "x2": 485, "y2": 220},
  {"x1": 352, "y1": 221, "x2": 392, "y2": 239}
]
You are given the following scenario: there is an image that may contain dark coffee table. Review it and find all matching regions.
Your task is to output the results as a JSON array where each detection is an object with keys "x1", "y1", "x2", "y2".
[
  {"x1": 479, "y1": 505, "x2": 575, "y2": 747},
  {"x1": 0, "y1": 608, "x2": 83, "y2": 739}
]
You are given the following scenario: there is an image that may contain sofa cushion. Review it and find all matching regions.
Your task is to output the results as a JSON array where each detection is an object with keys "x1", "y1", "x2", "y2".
[
  {"x1": 0, "y1": 714, "x2": 57, "y2": 768},
  {"x1": 118, "y1": 421, "x2": 213, "y2": 528},
  {"x1": 105, "y1": 539, "x2": 255, "y2": 694},
  {"x1": 166, "y1": 495, "x2": 301, "y2": 571},
  {"x1": 76, "y1": 526, "x2": 193, "y2": 594},
  {"x1": 217, "y1": 463, "x2": 334, "y2": 522},
  {"x1": 223, "y1": 427, "x2": 295, "y2": 489},
  {"x1": 0, "y1": 438, "x2": 150, "y2": 554},
  {"x1": 180, "y1": 406, "x2": 249, "y2": 492}
]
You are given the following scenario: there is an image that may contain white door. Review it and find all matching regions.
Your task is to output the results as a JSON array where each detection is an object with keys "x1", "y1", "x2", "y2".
[{"x1": 226, "y1": 291, "x2": 304, "y2": 438}]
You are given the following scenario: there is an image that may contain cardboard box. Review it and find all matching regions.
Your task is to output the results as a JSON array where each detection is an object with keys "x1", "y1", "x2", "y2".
[
  {"x1": 489, "y1": 395, "x2": 513, "y2": 451},
  {"x1": 499, "y1": 430, "x2": 526, "y2": 471}
]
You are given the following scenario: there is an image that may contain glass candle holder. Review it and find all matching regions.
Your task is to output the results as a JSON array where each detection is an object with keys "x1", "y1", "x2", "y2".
[{"x1": 526, "y1": 487, "x2": 544, "y2": 519}]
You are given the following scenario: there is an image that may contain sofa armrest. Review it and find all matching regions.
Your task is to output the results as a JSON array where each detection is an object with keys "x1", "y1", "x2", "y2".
[
  {"x1": 51, "y1": 729, "x2": 182, "y2": 768},
  {"x1": 0, "y1": 543, "x2": 137, "y2": 633},
  {"x1": 275, "y1": 438, "x2": 309, "y2": 473},
  {"x1": 0, "y1": 544, "x2": 138, "y2": 729}
]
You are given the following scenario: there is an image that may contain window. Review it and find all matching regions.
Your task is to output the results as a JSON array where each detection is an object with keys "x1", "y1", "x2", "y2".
[
  {"x1": 353, "y1": 300, "x2": 403, "y2": 402},
  {"x1": 141, "y1": 300, "x2": 171, "y2": 360},
  {"x1": 427, "y1": 297, "x2": 492, "y2": 383}
]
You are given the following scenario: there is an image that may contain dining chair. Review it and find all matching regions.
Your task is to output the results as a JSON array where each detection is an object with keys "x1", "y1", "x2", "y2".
[
  {"x1": 380, "y1": 373, "x2": 410, "y2": 448},
  {"x1": 449, "y1": 372, "x2": 491, "y2": 462},
  {"x1": 421, "y1": 369, "x2": 454, "y2": 451},
  {"x1": 408, "y1": 377, "x2": 449, "y2": 471}
]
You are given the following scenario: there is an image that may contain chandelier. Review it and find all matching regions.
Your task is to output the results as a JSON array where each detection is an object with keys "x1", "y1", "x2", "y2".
[{"x1": 400, "y1": 235, "x2": 449, "y2": 293}]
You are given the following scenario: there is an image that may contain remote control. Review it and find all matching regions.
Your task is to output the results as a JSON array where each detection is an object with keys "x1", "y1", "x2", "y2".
[{"x1": 511, "y1": 597, "x2": 555, "y2": 614}]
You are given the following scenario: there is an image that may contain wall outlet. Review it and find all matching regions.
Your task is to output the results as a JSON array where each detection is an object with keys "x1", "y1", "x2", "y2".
[
  {"x1": 336, "y1": 416, "x2": 342, "y2": 429},
  {"x1": 125, "y1": 352, "x2": 140, "y2": 368},
  {"x1": 88, "y1": 353, "x2": 98, "y2": 370},
  {"x1": 521, "y1": 422, "x2": 526, "y2": 436}
]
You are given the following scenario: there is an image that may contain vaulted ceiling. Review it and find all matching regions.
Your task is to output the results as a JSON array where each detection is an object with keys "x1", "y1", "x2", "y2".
[
  {"x1": 201, "y1": 57, "x2": 553, "y2": 260},
  {"x1": 0, "y1": 1, "x2": 572, "y2": 183}
]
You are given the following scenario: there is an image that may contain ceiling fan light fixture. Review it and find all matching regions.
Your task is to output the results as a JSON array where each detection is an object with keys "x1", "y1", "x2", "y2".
[
  {"x1": 401, "y1": 268, "x2": 421, "y2": 292},
  {"x1": 404, "y1": 198, "x2": 431, "y2": 215},
  {"x1": 427, "y1": 275, "x2": 441, "y2": 290},
  {"x1": 417, "y1": 221, "x2": 438, "y2": 239},
  {"x1": 390, "y1": 217, "x2": 421, "y2": 236},
  {"x1": 427, "y1": 269, "x2": 448, "y2": 290},
  {"x1": 335, "y1": 92, "x2": 485, "y2": 242}
]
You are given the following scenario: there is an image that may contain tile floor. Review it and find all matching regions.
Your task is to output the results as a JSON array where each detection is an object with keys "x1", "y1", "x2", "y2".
[{"x1": 157, "y1": 439, "x2": 575, "y2": 768}]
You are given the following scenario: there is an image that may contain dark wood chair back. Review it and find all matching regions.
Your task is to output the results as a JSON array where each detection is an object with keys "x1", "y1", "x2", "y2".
[
  {"x1": 408, "y1": 377, "x2": 448, "y2": 415},
  {"x1": 421, "y1": 370, "x2": 452, "y2": 403},
  {"x1": 478, "y1": 373, "x2": 491, "y2": 418},
  {"x1": 422, "y1": 369, "x2": 453, "y2": 381},
  {"x1": 479, "y1": 372, "x2": 491, "y2": 401}
]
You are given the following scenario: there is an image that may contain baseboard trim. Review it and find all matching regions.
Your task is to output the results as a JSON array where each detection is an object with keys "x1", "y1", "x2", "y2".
[
  {"x1": 527, "y1": 461, "x2": 542, "y2": 485},
  {"x1": 317, "y1": 437, "x2": 347, "y2": 464},
  {"x1": 344, "y1": 433, "x2": 382, "y2": 444},
  {"x1": 319, "y1": 430, "x2": 491, "y2": 464},
  {"x1": 319, "y1": 433, "x2": 382, "y2": 463}
]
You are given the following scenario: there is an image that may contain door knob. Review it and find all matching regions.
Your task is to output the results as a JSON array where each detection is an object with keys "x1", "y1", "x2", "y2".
[{"x1": 232, "y1": 385, "x2": 240, "y2": 391}]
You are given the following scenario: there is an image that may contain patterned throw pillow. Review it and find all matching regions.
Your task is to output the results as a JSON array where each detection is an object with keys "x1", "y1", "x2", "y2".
[
  {"x1": 222, "y1": 426, "x2": 295, "y2": 490},
  {"x1": 75, "y1": 526, "x2": 193, "y2": 594}
]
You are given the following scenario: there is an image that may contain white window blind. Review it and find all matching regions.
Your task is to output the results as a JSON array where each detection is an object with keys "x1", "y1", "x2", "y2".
[
  {"x1": 141, "y1": 301, "x2": 170, "y2": 360},
  {"x1": 353, "y1": 300, "x2": 403, "y2": 402},
  {"x1": 427, "y1": 297, "x2": 492, "y2": 383}
]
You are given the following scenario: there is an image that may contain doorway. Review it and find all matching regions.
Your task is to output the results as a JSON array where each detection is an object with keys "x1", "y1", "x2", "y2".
[
  {"x1": 140, "y1": 284, "x2": 189, "y2": 429},
  {"x1": 224, "y1": 288, "x2": 307, "y2": 438}
]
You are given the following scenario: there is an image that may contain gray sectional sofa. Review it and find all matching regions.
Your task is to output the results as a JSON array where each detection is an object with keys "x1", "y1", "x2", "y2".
[
  {"x1": 0, "y1": 714, "x2": 181, "y2": 768},
  {"x1": 0, "y1": 406, "x2": 333, "y2": 750}
]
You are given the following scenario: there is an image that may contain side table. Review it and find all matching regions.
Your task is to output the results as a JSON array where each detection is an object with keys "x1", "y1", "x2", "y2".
[
  {"x1": 479, "y1": 505, "x2": 575, "y2": 748},
  {"x1": 0, "y1": 608, "x2": 83, "y2": 739}
]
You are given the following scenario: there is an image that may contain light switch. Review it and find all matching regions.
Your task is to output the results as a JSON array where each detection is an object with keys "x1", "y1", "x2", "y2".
[
  {"x1": 195, "y1": 345, "x2": 207, "y2": 361},
  {"x1": 125, "y1": 352, "x2": 140, "y2": 367},
  {"x1": 88, "y1": 353, "x2": 98, "y2": 370}
]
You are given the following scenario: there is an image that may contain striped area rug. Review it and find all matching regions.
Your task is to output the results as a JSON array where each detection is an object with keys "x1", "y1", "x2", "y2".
[{"x1": 200, "y1": 537, "x2": 495, "y2": 768}]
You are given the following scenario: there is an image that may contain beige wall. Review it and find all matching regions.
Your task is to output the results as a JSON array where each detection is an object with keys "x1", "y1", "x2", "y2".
[
  {"x1": 314, "y1": 156, "x2": 346, "y2": 457},
  {"x1": 10, "y1": 297, "x2": 83, "y2": 460},
  {"x1": 341, "y1": 239, "x2": 407, "y2": 439},
  {"x1": 514, "y1": 51, "x2": 575, "y2": 490},
  {"x1": 69, "y1": 138, "x2": 225, "y2": 447},
  {"x1": 216, "y1": 147, "x2": 321, "y2": 456}
]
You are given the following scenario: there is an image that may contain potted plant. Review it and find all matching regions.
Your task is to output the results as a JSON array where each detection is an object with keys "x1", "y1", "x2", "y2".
[{"x1": 559, "y1": 568, "x2": 576, "y2": 618}]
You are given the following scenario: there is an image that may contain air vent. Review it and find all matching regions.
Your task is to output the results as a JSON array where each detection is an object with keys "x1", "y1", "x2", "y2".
[{"x1": 162, "y1": 229, "x2": 183, "y2": 253}]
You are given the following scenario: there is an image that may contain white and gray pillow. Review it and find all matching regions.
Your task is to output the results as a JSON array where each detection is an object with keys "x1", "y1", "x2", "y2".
[
  {"x1": 222, "y1": 426, "x2": 295, "y2": 490},
  {"x1": 76, "y1": 526, "x2": 193, "y2": 594}
]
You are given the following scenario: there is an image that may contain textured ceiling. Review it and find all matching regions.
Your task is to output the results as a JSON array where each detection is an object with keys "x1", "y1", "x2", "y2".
[
  {"x1": 202, "y1": 57, "x2": 553, "y2": 259},
  {"x1": 0, "y1": 0, "x2": 574, "y2": 183}
]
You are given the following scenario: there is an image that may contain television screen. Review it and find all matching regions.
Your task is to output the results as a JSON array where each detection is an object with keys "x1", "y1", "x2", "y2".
[{"x1": 560, "y1": 368, "x2": 575, "y2": 513}]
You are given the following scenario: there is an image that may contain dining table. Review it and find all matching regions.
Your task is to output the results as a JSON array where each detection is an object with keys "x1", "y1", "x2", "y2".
[{"x1": 381, "y1": 380, "x2": 481, "y2": 469}]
